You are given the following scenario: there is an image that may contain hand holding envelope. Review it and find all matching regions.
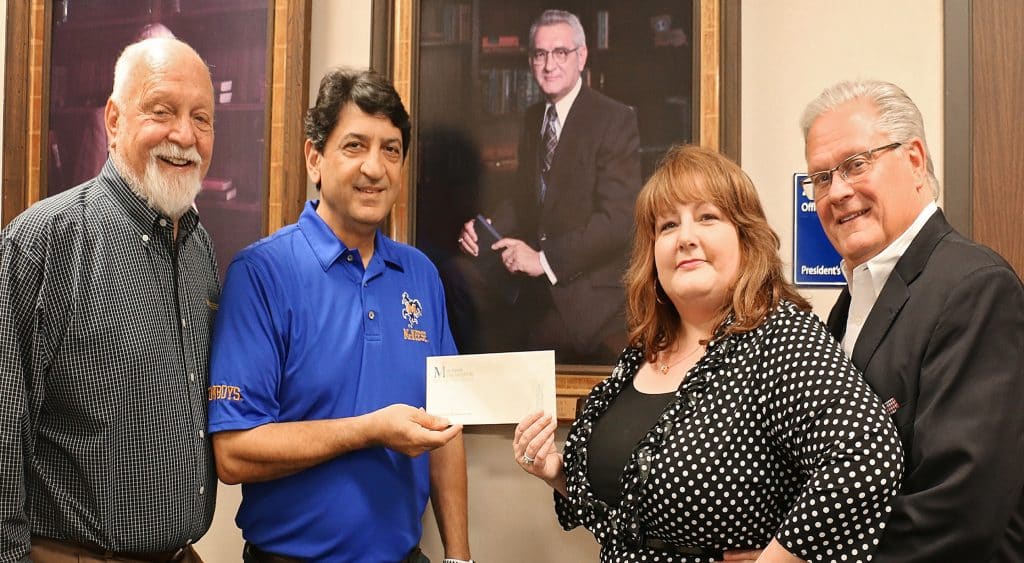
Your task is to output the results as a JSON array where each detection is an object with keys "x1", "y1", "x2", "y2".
[
  {"x1": 426, "y1": 350, "x2": 557, "y2": 425},
  {"x1": 512, "y1": 410, "x2": 567, "y2": 496},
  {"x1": 368, "y1": 403, "x2": 463, "y2": 457}
]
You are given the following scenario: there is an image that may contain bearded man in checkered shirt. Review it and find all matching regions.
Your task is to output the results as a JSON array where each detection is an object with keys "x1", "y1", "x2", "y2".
[{"x1": 1, "y1": 37, "x2": 218, "y2": 563}]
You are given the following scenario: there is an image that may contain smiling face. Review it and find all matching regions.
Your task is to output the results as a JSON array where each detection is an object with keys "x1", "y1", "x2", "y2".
[
  {"x1": 305, "y1": 102, "x2": 404, "y2": 245},
  {"x1": 654, "y1": 201, "x2": 741, "y2": 313},
  {"x1": 805, "y1": 98, "x2": 931, "y2": 268},
  {"x1": 532, "y1": 22, "x2": 587, "y2": 103},
  {"x1": 106, "y1": 41, "x2": 214, "y2": 218}
]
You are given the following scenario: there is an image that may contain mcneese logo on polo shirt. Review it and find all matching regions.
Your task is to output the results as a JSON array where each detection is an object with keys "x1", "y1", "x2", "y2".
[{"x1": 401, "y1": 291, "x2": 429, "y2": 343}]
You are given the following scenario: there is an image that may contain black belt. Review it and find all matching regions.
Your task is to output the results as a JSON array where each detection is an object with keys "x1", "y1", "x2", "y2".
[
  {"x1": 243, "y1": 542, "x2": 428, "y2": 563},
  {"x1": 643, "y1": 537, "x2": 724, "y2": 559},
  {"x1": 244, "y1": 542, "x2": 303, "y2": 563}
]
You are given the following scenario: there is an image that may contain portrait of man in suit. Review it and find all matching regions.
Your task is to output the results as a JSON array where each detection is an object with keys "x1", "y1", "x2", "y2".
[
  {"x1": 801, "y1": 79, "x2": 1024, "y2": 563},
  {"x1": 448, "y1": 9, "x2": 643, "y2": 365}
]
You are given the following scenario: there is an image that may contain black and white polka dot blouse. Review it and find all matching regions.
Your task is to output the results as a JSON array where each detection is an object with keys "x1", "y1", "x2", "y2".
[{"x1": 555, "y1": 301, "x2": 904, "y2": 562}]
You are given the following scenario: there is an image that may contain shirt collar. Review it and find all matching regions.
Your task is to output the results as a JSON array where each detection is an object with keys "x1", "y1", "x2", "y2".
[
  {"x1": 841, "y1": 201, "x2": 938, "y2": 299},
  {"x1": 99, "y1": 158, "x2": 200, "y2": 238},
  {"x1": 549, "y1": 77, "x2": 583, "y2": 126},
  {"x1": 297, "y1": 200, "x2": 404, "y2": 272}
]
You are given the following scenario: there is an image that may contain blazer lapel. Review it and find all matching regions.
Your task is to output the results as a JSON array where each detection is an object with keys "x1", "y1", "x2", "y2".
[
  {"x1": 850, "y1": 209, "x2": 954, "y2": 370},
  {"x1": 851, "y1": 276, "x2": 909, "y2": 370},
  {"x1": 827, "y1": 289, "x2": 851, "y2": 342}
]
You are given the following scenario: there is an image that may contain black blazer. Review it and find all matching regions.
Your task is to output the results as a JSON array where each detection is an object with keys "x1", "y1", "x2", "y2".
[
  {"x1": 491, "y1": 85, "x2": 641, "y2": 349},
  {"x1": 827, "y1": 210, "x2": 1024, "y2": 562}
]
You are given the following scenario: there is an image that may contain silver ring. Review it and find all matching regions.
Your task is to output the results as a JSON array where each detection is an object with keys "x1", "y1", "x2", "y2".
[{"x1": 522, "y1": 454, "x2": 535, "y2": 464}]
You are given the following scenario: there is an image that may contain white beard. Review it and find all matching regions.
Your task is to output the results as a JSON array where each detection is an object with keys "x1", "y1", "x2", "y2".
[{"x1": 112, "y1": 141, "x2": 204, "y2": 220}]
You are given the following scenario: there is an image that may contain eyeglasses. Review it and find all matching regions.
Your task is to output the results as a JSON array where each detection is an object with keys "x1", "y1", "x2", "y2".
[
  {"x1": 801, "y1": 142, "x2": 902, "y2": 201},
  {"x1": 529, "y1": 47, "x2": 579, "y2": 66}
]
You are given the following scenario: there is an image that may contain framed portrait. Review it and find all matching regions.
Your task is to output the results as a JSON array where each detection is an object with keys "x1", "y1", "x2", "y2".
[
  {"x1": 379, "y1": 0, "x2": 739, "y2": 418},
  {"x1": 2, "y1": 0, "x2": 311, "y2": 276}
]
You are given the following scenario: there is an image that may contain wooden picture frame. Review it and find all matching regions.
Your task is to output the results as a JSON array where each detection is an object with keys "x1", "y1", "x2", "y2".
[
  {"x1": 377, "y1": 0, "x2": 739, "y2": 420},
  {"x1": 2, "y1": 0, "x2": 311, "y2": 251}
]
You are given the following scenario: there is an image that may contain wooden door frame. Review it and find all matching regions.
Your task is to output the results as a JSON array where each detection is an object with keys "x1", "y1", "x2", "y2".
[{"x1": 943, "y1": 0, "x2": 971, "y2": 234}]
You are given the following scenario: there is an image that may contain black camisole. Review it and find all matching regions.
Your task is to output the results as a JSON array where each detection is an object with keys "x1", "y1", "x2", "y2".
[{"x1": 586, "y1": 382, "x2": 676, "y2": 506}]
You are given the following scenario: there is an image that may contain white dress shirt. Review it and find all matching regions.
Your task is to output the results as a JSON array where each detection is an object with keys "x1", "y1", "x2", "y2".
[{"x1": 841, "y1": 201, "x2": 938, "y2": 356}]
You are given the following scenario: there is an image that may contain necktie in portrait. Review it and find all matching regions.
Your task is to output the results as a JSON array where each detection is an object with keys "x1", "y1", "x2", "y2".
[{"x1": 539, "y1": 104, "x2": 559, "y2": 202}]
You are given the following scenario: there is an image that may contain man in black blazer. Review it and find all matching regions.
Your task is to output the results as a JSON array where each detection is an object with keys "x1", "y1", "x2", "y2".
[
  {"x1": 453, "y1": 9, "x2": 641, "y2": 364},
  {"x1": 801, "y1": 79, "x2": 1024, "y2": 562}
]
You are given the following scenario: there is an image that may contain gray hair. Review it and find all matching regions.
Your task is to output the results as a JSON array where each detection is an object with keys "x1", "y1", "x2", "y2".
[
  {"x1": 111, "y1": 37, "x2": 209, "y2": 108},
  {"x1": 800, "y1": 79, "x2": 939, "y2": 198},
  {"x1": 529, "y1": 10, "x2": 586, "y2": 50}
]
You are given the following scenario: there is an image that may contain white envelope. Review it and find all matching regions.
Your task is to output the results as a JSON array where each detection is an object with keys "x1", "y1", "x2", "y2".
[{"x1": 426, "y1": 350, "x2": 556, "y2": 425}]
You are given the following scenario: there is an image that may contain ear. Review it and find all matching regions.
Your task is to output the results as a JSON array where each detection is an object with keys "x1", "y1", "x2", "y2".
[
  {"x1": 904, "y1": 137, "x2": 928, "y2": 189},
  {"x1": 577, "y1": 45, "x2": 588, "y2": 71},
  {"x1": 104, "y1": 98, "x2": 121, "y2": 149},
  {"x1": 304, "y1": 138, "x2": 322, "y2": 186}
]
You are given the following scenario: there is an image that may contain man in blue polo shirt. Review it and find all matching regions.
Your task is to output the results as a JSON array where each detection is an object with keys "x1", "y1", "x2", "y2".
[{"x1": 207, "y1": 68, "x2": 473, "y2": 563}]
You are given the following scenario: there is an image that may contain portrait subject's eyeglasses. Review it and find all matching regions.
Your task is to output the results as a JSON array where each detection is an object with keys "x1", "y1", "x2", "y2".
[
  {"x1": 529, "y1": 47, "x2": 579, "y2": 66},
  {"x1": 801, "y1": 142, "x2": 902, "y2": 201}
]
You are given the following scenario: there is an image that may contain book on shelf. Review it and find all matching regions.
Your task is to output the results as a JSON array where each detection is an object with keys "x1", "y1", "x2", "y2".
[
  {"x1": 481, "y1": 143, "x2": 517, "y2": 163},
  {"x1": 201, "y1": 177, "x2": 233, "y2": 192},
  {"x1": 481, "y1": 35, "x2": 522, "y2": 53},
  {"x1": 596, "y1": 11, "x2": 609, "y2": 49},
  {"x1": 198, "y1": 186, "x2": 237, "y2": 201},
  {"x1": 422, "y1": 2, "x2": 471, "y2": 44},
  {"x1": 480, "y1": 69, "x2": 542, "y2": 114},
  {"x1": 443, "y1": 3, "x2": 473, "y2": 43}
]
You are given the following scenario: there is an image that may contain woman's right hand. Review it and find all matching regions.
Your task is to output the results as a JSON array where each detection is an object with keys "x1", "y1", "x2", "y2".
[{"x1": 513, "y1": 411, "x2": 565, "y2": 493}]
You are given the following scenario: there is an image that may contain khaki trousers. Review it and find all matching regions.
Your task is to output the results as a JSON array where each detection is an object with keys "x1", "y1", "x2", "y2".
[{"x1": 31, "y1": 536, "x2": 204, "y2": 563}]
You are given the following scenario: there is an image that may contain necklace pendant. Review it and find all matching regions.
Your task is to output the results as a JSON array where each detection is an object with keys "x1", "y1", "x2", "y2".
[{"x1": 659, "y1": 364, "x2": 669, "y2": 374}]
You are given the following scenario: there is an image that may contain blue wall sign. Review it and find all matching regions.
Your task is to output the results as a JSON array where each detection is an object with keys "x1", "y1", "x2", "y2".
[{"x1": 793, "y1": 173, "x2": 845, "y2": 286}]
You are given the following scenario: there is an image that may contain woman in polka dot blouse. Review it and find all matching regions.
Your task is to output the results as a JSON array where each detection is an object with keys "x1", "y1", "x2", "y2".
[{"x1": 513, "y1": 145, "x2": 903, "y2": 562}]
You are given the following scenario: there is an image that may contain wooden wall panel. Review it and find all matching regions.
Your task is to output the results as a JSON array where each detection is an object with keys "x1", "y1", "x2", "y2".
[{"x1": 971, "y1": 0, "x2": 1024, "y2": 276}]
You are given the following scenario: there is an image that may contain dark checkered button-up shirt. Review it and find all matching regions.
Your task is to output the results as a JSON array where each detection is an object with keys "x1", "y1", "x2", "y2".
[{"x1": 0, "y1": 160, "x2": 218, "y2": 562}]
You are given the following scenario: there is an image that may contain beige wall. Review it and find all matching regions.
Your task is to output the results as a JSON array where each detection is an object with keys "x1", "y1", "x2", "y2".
[
  {"x1": 304, "y1": 0, "x2": 374, "y2": 200},
  {"x1": 741, "y1": 0, "x2": 944, "y2": 316}
]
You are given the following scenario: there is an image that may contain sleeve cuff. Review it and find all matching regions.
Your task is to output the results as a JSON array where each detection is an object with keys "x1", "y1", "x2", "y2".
[{"x1": 539, "y1": 251, "x2": 558, "y2": 285}]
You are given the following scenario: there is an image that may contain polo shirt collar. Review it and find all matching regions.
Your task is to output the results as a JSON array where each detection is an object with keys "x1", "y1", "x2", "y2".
[
  {"x1": 99, "y1": 158, "x2": 200, "y2": 238},
  {"x1": 299, "y1": 200, "x2": 405, "y2": 272},
  {"x1": 373, "y1": 230, "x2": 404, "y2": 271}
]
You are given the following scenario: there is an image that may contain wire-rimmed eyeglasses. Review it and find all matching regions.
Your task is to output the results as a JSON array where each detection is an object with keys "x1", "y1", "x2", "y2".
[
  {"x1": 529, "y1": 47, "x2": 579, "y2": 66},
  {"x1": 801, "y1": 142, "x2": 902, "y2": 201}
]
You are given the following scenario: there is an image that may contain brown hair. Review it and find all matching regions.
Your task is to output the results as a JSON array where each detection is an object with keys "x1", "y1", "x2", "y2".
[{"x1": 625, "y1": 145, "x2": 810, "y2": 362}]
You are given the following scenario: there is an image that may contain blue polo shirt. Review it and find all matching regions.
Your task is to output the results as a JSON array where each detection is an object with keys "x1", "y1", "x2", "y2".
[{"x1": 207, "y1": 201, "x2": 457, "y2": 562}]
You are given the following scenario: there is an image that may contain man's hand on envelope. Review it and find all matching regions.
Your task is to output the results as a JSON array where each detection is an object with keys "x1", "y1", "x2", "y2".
[{"x1": 369, "y1": 404, "x2": 463, "y2": 457}]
